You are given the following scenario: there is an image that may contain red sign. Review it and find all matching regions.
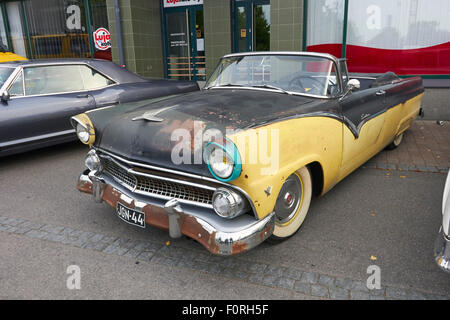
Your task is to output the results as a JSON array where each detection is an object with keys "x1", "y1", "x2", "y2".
[{"x1": 93, "y1": 27, "x2": 111, "y2": 51}]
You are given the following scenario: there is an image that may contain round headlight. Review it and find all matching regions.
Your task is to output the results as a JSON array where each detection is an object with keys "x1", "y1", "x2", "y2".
[
  {"x1": 85, "y1": 150, "x2": 102, "y2": 171},
  {"x1": 212, "y1": 188, "x2": 250, "y2": 219},
  {"x1": 205, "y1": 140, "x2": 242, "y2": 182},
  {"x1": 76, "y1": 123, "x2": 90, "y2": 143},
  {"x1": 208, "y1": 147, "x2": 234, "y2": 179},
  {"x1": 71, "y1": 114, "x2": 95, "y2": 146}
]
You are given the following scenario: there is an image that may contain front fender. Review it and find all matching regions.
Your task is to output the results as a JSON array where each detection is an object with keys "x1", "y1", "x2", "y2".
[{"x1": 228, "y1": 116, "x2": 343, "y2": 219}]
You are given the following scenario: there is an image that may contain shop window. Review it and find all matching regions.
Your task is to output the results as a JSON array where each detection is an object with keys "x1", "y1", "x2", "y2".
[
  {"x1": 346, "y1": 0, "x2": 450, "y2": 75},
  {"x1": 22, "y1": 0, "x2": 91, "y2": 59},
  {"x1": 306, "y1": 0, "x2": 450, "y2": 75},
  {"x1": 6, "y1": 2, "x2": 27, "y2": 58},
  {"x1": 0, "y1": 8, "x2": 9, "y2": 49},
  {"x1": 253, "y1": 4, "x2": 270, "y2": 51},
  {"x1": 306, "y1": 0, "x2": 345, "y2": 58},
  {"x1": 234, "y1": 0, "x2": 270, "y2": 53},
  {"x1": 89, "y1": 0, "x2": 111, "y2": 60}
]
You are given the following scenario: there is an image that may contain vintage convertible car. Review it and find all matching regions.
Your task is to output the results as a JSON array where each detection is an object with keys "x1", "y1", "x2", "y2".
[
  {"x1": 0, "y1": 59, "x2": 198, "y2": 156},
  {"x1": 435, "y1": 171, "x2": 450, "y2": 273},
  {"x1": 72, "y1": 52, "x2": 424, "y2": 255}
]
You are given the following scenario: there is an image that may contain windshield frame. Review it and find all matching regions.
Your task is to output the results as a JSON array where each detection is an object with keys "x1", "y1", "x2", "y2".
[{"x1": 204, "y1": 52, "x2": 344, "y2": 99}]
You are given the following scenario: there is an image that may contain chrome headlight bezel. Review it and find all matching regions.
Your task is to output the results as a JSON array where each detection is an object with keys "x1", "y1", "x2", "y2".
[
  {"x1": 212, "y1": 187, "x2": 250, "y2": 219},
  {"x1": 204, "y1": 140, "x2": 242, "y2": 182},
  {"x1": 70, "y1": 114, "x2": 96, "y2": 146}
]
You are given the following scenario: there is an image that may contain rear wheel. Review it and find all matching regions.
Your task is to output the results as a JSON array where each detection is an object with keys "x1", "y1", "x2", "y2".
[
  {"x1": 269, "y1": 166, "x2": 312, "y2": 242},
  {"x1": 386, "y1": 132, "x2": 404, "y2": 150}
]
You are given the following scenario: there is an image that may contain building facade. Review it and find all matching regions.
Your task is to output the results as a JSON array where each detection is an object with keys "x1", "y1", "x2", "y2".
[{"x1": 0, "y1": 0, "x2": 448, "y2": 118}]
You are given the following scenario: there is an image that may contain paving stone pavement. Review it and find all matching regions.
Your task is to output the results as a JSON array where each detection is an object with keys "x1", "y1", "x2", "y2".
[
  {"x1": 365, "y1": 120, "x2": 450, "y2": 174},
  {"x1": 0, "y1": 215, "x2": 448, "y2": 300}
]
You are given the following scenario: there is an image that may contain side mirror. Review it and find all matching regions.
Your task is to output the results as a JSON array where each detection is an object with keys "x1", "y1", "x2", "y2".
[
  {"x1": 339, "y1": 79, "x2": 360, "y2": 101},
  {"x1": 1, "y1": 90, "x2": 10, "y2": 102},
  {"x1": 347, "y1": 79, "x2": 361, "y2": 91}
]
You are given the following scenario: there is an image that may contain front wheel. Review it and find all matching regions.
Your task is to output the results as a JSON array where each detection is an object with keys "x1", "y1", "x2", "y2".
[{"x1": 269, "y1": 166, "x2": 312, "y2": 242}]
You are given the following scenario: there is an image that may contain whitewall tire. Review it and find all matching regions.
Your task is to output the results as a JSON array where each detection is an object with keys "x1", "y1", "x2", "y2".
[{"x1": 270, "y1": 166, "x2": 313, "y2": 241}]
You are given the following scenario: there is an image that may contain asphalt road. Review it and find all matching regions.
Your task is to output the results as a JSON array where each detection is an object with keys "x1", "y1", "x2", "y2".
[{"x1": 0, "y1": 142, "x2": 449, "y2": 299}]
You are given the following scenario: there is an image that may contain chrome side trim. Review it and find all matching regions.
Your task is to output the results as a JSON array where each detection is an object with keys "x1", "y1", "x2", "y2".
[{"x1": 0, "y1": 129, "x2": 75, "y2": 148}]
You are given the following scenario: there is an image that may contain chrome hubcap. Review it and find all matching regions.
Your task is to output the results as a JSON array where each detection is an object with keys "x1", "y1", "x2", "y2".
[{"x1": 275, "y1": 173, "x2": 302, "y2": 224}]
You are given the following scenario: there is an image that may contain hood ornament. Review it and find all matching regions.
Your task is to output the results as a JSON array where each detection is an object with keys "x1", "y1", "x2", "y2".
[{"x1": 132, "y1": 106, "x2": 176, "y2": 122}]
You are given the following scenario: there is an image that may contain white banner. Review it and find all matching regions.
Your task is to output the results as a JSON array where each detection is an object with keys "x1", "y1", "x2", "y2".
[
  {"x1": 163, "y1": 0, "x2": 203, "y2": 8},
  {"x1": 347, "y1": 0, "x2": 450, "y2": 49}
]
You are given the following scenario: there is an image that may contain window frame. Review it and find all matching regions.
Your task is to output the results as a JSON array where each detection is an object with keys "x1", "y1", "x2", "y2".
[{"x1": 4, "y1": 62, "x2": 117, "y2": 99}]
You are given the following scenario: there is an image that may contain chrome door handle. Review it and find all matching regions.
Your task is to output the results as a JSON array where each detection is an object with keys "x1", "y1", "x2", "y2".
[
  {"x1": 376, "y1": 90, "x2": 386, "y2": 96},
  {"x1": 77, "y1": 94, "x2": 90, "y2": 98}
]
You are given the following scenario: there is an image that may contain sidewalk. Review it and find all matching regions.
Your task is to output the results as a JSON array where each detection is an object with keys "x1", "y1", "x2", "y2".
[{"x1": 364, "y1": 120, "x2": 450, "y2": 173}]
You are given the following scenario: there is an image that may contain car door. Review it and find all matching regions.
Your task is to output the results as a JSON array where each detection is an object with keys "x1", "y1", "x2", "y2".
[
  {"x1": 339, "y1": 84, "x2": 387, "y2": 172},
  {"x1": 0, "y1": 64, "x2": 96, "y2": 148}
]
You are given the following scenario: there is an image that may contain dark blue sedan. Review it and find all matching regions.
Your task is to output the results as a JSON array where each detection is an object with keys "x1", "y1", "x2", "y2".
[{"x1": 0, "y1": 59, "x2": 199, "y2": 156}]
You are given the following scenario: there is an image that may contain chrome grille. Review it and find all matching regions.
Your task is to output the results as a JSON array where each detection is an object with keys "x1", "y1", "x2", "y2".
[
  {"x1": 103, "y1": 158, "x2": 137, "y2": 189},
  {"x1": 102, "y1": 158, "x2": 214, "y2": 206}
]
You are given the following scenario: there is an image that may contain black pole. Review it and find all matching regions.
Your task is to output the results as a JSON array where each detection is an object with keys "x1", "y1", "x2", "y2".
[{"x1": 114, "y1": 0, "x2": 125, "y2": 67}]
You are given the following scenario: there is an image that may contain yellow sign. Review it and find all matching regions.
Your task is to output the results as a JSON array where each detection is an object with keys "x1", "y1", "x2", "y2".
[
  {"x1": 240, "y1": 29, "x2": 246, "y2": 38},
  {"x1": 196, "y1": 29, "x2": 202, "y2": 38}
]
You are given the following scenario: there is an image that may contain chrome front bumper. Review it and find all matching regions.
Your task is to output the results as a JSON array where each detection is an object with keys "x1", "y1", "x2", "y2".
[
  {"x1": 434, "y1": 227, "x2": 450, "y2": 273},
  {"x1": 78, "y1": 170, "x2": 275, "y2": 255}
]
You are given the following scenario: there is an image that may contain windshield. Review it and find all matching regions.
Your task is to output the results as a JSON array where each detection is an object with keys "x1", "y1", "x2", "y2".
[
  {"x1": 205, "y1": 55, "x2": 340, "y2": 97},
  {"x1": 0, "y1": 67, "x2": 15, "y2": 87}
]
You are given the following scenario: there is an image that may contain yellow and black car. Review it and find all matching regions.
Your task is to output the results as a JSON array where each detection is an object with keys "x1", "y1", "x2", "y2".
[{"x1": 72, "y1": 52, "x2": 424, "y2": 255}]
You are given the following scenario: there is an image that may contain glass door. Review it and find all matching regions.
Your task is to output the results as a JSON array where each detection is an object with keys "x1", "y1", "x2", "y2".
[
  {"x1": 166, "y1": 9, "x2": 190, "y2": 80},
  {"x1": 234, "y1": 0, "x2": 270, "y2": 53},
  {"x1": 165, "y1": 6, "x2": 205, "y2": 81},
  {"x1": 253, "y1": 2, "x2": 270, "y2": 51},
  {"x1": 235, "y1": 1, "x2": 251, "y2": 52},
  {"x1": 192, "y1": 7, "x2": 205, "y2": 81}
]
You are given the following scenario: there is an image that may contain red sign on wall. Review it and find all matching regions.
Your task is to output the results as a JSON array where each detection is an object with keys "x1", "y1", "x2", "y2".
[{"x1": 93, "y1": 27, "x2": 111, "y2": 51}]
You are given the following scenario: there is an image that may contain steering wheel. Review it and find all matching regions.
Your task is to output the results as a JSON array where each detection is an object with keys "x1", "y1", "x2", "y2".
[{"x1": 288, "y1": 75, "x2": 326, "y2": 94}]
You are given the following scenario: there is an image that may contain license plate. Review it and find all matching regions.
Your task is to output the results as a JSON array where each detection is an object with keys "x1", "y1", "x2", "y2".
[{"x1": 117, "y1": 203, "x2": 145, "y2": 228}]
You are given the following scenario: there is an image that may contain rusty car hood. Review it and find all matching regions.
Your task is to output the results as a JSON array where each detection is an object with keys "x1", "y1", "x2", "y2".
[{"x1": 89, "y1": 89, "x2": 330, "y2": 176}]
